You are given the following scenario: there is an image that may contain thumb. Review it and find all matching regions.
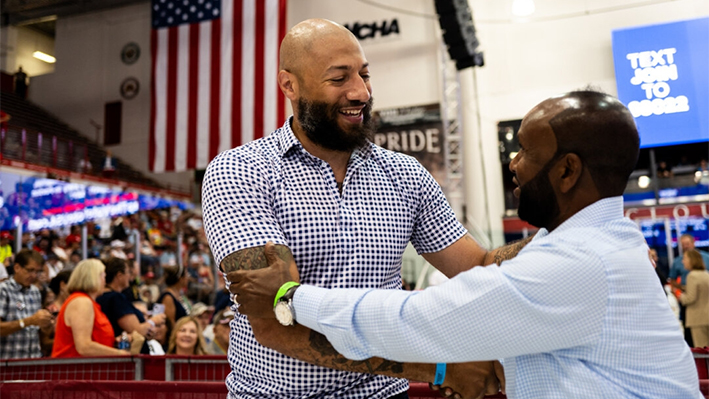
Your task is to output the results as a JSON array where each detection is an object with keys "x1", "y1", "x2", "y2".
[{"x1": 264, "y1": 241, "x2": 279, "y2": 266}]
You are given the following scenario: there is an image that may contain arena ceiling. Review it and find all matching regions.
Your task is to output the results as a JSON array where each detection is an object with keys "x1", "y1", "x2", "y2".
[{"x1": 1, "y1": 0, "x2": 148, "y2": 35}]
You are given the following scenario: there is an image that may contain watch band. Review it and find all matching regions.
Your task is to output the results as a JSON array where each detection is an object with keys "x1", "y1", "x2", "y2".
[
  {"x1": 19, "y1": 318, "x2": 25, "y2": 329},
  {"x1": 274, "y1": 282, "x2": 300, "y2": 307}
]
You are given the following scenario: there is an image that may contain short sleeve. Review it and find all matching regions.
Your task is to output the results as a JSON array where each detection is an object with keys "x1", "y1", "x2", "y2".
[
  {"x1": 409, "y1": 165, "x2": 466, "y2": 254},
  {"x1": 201, "y1": 148, "x2": 288, "y2": 267}
]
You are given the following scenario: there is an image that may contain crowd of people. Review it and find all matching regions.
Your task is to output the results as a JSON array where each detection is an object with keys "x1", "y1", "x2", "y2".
[{"x1": 0, "y1": 208, "x2": 232, "y2": 359}]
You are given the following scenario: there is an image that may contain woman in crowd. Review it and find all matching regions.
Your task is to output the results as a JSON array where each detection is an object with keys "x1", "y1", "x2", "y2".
[
  {"x1": 167, "y1": 315, "x2": 207, "y2": 355},
  {"x1": 97, "y1": 257, "x2": 166, "y2": 354},
  {"x1": 52, "y1": 259, "x2": 128, "y2": 357},
  {"x1": 678, "y1": 249, "x2": 709, "y2": 347},
  {"x1": 47, "y1": 270, "x2": 72, "y2": 314},
  {"x1": 157, "y1": 264, "x2": 191, "y2": 326}
]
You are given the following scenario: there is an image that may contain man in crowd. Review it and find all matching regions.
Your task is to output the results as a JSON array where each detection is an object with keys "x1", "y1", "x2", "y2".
[
  {"x1": 670, "y1": 234, "x2": 709, "y2": 287},
  {"x1": 202, "y1": 18, "x2": 525, "y2": 399},
  {"x1": 230, "y1": 90, "x2": 701, "y2": 398},
  {"x1": 669, "y1": 233, "x2": 709, "y2": 346},
  {"x1": 0, "y1": 249, "x2": 54, "y2": 359},
  {"x1": 206, "y1": 308, "x2": 234, "y2": 355}
]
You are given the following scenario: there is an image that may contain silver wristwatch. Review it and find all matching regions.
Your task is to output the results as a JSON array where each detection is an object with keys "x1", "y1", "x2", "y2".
[{"x1": 274, "y1": 283, "x2": 300, "y2": 326}]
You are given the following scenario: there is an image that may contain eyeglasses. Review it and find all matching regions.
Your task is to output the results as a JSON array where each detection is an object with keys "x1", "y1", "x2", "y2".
[{"x1": 22, "y1": 268, "x2": 41, "y2": 275}]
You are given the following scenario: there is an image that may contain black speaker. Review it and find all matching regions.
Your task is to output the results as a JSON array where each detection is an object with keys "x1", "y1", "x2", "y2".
[{"x1": 434, "y1": 0, "x2": 484, "y2": 70}]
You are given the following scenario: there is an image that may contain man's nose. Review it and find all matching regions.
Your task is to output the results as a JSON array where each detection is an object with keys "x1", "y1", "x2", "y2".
[
  {"x1": 346, "y1": 76, "x2": 371, "y2": 103},
  {"x1": 509, "y1": 156, "x2": 518, "y2": 173}
]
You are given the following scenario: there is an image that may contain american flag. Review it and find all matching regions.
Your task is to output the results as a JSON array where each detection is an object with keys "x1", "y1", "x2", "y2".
[{"x1": 150, "y1": 0, "x2": 287, "y2": 173}]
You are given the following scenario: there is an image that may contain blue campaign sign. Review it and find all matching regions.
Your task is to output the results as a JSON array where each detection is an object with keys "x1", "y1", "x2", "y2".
[{"x1": 612, "y1": 17, "x2": 709, "y2": 148}]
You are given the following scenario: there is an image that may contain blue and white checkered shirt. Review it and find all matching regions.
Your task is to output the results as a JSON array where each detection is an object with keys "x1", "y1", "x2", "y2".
[
  {"x1": 295, "y1": 197, "x2": 702, "y2": 399},
  {"x1": 202, "y1": 118, "x2": 466, "y2": 398},
  {"x1": 0, "y1": 277, "x2": 43, "y2": 359}
]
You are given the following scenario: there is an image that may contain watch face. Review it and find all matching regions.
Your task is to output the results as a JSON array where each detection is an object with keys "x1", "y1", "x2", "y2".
[{"x1": 274, "y1": 302, "x2": 295, "y2": 326}]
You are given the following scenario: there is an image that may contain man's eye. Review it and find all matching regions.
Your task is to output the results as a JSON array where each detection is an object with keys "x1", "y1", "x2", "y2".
[{"x1": 331, "y1": 77, "x2": 345, "y2": 82}]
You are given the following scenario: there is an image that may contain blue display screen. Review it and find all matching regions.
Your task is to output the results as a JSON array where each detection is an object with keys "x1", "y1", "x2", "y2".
[
  {"x1": 0, "y1": 171, "x2": 193, "y2": 232},
  {"x1": 612, "y1": 17, "x2": 709, "y2": 148}
]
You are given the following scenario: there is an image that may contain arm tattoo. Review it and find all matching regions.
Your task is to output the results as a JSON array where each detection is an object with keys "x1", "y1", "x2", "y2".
[
  {"x1": 491, "y1": 235, "x2": 534, "y2": 266},
  {"x1": 220, "y1": 245, "x2": 293, "y2": 273},
  {"x1": 308, "y1": 330, "x2": 404, "y2": 375}
]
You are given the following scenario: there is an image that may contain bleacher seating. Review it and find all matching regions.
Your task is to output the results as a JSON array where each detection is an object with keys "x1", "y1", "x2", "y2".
[{"x1": 1, "y1": 91, "x2": 170, "y2": 191}]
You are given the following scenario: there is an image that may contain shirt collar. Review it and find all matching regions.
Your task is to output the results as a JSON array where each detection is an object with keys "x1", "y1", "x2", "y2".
[
  {"x1": 275, "y1": 116, "x2": 374, "y2": 162},
  {"x1": 7, "y1": 276, "x2": 30, "y2": 293},
  {"x1": 551, "y1": 196, "x2": 625, "y2": 235}
]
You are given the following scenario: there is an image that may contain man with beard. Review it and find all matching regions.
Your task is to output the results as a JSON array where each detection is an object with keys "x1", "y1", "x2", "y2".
[
  {"x1": 202, "y1": 18, "x2": 527, "y2": 399},
  {"x1": 228, "y1": 90, "x2": 701, "y2": 399}
]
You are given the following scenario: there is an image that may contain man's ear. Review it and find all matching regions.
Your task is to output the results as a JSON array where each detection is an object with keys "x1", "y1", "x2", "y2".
[
  {"x1": 557, "y1": 153, "x2": 583, "y2": 194},
  {"x1": 278, "y1": 70, "x2": 298, "y2": 101}
]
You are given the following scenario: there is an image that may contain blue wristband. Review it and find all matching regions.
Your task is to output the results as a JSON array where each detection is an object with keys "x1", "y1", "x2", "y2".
[{"x1": 434, "y1": 363, "x2": 446, "y2": 386}]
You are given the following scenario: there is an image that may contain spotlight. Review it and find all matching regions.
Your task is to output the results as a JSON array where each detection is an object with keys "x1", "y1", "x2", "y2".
[{"x1": 638, "y1": 175, "x2": 651, "y2": 189}]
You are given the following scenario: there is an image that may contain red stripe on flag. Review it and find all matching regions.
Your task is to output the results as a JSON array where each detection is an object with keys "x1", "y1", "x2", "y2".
[
  {"x1": 165, "y1": 26, "x2": 178, "y2": 172},
  {"x1": 232, "y1": 0, "x2": 243, "y2": 149},
  {"x1": 149, "y1": 29, "x2": 158, "y2": 172},
  {"x1": 253, "y1": 0, "x2": 265, "y2": 140},
  {"x1": 209, "y1": 18, "x2": 222, "y2": 161},
  {"x1": 277, "y1": 0, "x2": 288, "y2": 126},
  {"x1": 187, "y1": 24, "x2": 199, "y2": 169}
]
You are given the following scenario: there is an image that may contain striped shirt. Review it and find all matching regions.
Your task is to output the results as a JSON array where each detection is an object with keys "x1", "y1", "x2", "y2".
[{"x1": 202, "y1": 118, "x2": 466, "y2": 398}]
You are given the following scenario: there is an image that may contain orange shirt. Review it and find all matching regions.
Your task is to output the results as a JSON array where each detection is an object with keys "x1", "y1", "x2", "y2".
[{"x1": 52, "y1": 292, "x2": 115, "y2": 358}]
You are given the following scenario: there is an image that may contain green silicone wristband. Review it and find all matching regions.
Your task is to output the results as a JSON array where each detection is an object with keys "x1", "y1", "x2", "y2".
[{"x1": 274, "y1": 281, "x2": 301, "y2": 308}]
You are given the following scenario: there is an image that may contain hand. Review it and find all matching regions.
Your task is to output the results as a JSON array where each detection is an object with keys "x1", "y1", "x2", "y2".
[
  {"x1": 228, "y1": 241, "x2": 300, "y2": 318},
  {"x1": 150, "y1": 313, "x2": 166, "y2": 325},
  {"x1": 30, "y1": 309, "x2": 54, "y2": 329},
  {"x1": 430, "y1": 361, "x2": 503, "y2": 399}
]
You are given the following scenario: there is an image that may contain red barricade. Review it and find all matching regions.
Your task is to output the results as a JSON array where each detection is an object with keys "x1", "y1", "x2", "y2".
[
  {"x1": 694, "y1": 347, "x2": 709, "y2": 379},
  {"x1": 0, "y1": 380, "x2": 228, "y2": 399}
]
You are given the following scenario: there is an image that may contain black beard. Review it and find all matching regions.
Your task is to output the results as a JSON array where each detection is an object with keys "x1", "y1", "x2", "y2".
[
  {"x1": 296, "y1": 97, "x2": 375, "y2": 152},
  {"x1": 517, "y1": 158, "x2": 560, "y2": 229}
]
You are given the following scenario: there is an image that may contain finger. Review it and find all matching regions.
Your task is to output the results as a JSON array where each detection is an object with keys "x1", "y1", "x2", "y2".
[
  {"x1": 226, "y1": 270, "x2": 244, "y2": 284},
  {"x1": 429, "y1": 383, "x2": 440, "y2": 391},
  {"x1": 494, "y1": 361, "x2": 506, "y2": 395},
  {"x1": 264, "y1": 241, "x2": 279, "y2": 266}
]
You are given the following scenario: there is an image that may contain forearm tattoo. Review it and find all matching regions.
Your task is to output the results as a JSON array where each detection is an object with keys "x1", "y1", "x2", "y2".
[
  {"x1": 308, "y1": 330, "x2": 404, "y2": 375},
  {"x1": 220, "y1": 245, "x2": 293, "y2": 273},
  {"x1": 491, "y1": 235, "x2": 534, "y2": 266}
]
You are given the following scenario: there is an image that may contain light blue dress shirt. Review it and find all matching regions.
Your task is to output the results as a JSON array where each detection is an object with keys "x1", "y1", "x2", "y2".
[{"x1": 295, "y1": 197, "x2": 701, "y2": 399}]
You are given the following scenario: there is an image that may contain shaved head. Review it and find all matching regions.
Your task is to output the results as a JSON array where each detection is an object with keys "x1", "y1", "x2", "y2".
[
  {"x1": 280, "y1": 19, "x2": 359, "y2": 78},
  {"x1": 277, "y1": 18, "x2": 373, "y2": 153},
  {"x1": 545, "y1": 91, "x2": 639, "y2": 197},
  {"x1": 512, "y1": 90, "x2": 639, "y2": 229}
]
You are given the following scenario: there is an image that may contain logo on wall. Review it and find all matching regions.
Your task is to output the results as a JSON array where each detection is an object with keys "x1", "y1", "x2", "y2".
[
  {"x1": 120, "y1": 77, "x2": 140, "y2": 100},
  {"x1": 121, "y1": 42, "x2": 141, "y2": 65},
  {"x1": 344, "y1": 18, "x2": 400, "y2": 41}
]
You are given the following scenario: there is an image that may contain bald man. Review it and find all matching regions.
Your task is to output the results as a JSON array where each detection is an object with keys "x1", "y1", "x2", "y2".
[
  {"x1": 231, "y1": 91, "x2": 701, "y2": 398},
  {"x1": 203, "y1": 19, "x2": 526, "y2": 398}
]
